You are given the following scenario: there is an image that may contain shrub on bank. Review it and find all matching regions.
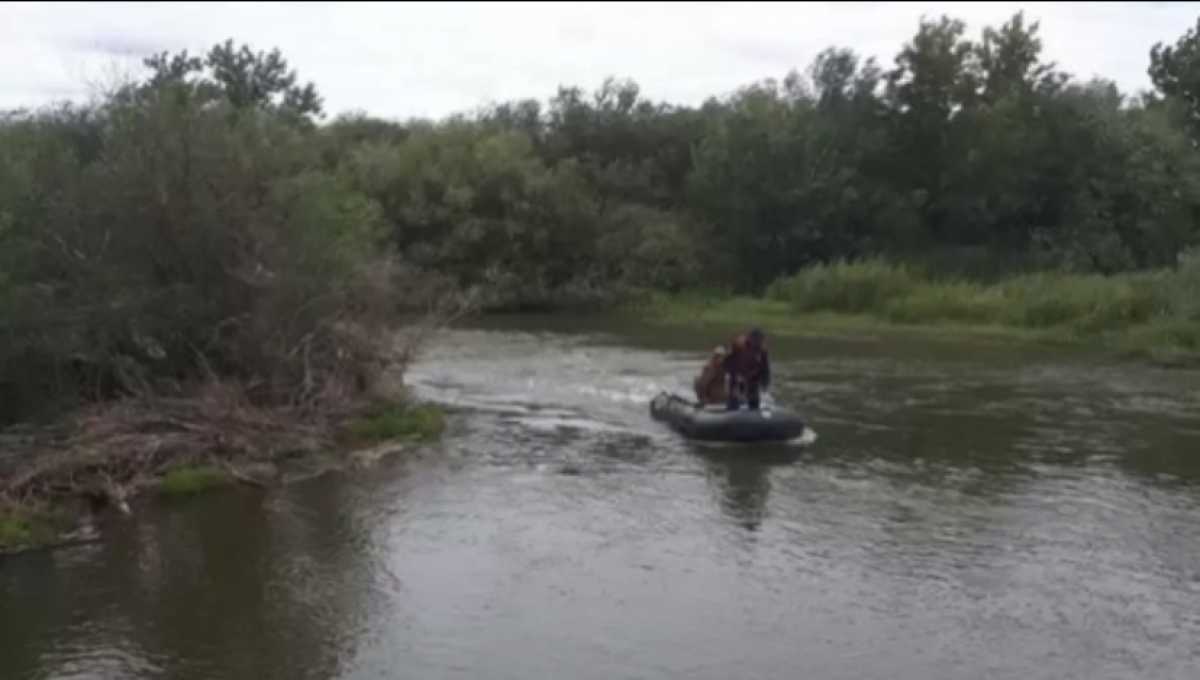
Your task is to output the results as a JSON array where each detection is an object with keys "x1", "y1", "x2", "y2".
[
  {"x1": 766, "y1": 259, "x2": 922, "y2": 313},
  {"x1": 882, "y1": 281, "x2": 1003, "y2": 325},
  {"x1": 997, "y1": 273, "x2": 1160, "y2": 330},
  {"x1": 159, "y1": 466, "x2": 232, "y2": 497},
  {"x1": 766, "y1": 258, "x2": 1200, "y2": 351},
  {"x1": 344, "y1": 402, "x2": 446, "y2": 445},
  {"x1": 0, "y1": 506, "x2": 69, "y2": 553},
  {"x1": 1167, "y1": 248, "x2": 1200, "y2": 321}
]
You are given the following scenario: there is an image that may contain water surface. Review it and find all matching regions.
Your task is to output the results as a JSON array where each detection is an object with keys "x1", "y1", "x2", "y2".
[{"x1": 3, "y1": 317, "x2": 1199, "y2": 679}]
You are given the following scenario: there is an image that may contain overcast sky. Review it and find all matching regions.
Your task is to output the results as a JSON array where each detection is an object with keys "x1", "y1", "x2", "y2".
[{"x1": 3, "y1": 1, "x2": 1198, "y2": 120}]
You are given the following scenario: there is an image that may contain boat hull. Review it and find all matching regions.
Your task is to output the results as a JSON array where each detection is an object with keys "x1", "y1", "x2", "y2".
[{"x1": 649, "y1": 392, "x2": 807, "y2": 443}]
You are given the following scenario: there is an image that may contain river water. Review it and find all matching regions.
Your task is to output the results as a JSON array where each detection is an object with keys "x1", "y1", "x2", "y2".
[{"x1": 3, "y1": 316, "x2": 1200, "y2": 680}]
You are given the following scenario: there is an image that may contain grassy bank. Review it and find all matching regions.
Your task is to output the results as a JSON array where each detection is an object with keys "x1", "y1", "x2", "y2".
[{"x1": 632, "y1": 257, "x2": 1200, "y2": 365}]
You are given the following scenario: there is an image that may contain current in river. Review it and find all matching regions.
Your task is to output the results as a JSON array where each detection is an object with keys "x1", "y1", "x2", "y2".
[{"x1": 3, "y1": 316, "x2": 1200, "y2": 680}]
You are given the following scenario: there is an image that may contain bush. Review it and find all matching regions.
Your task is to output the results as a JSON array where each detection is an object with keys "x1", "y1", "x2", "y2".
[
  {"x1": 0, "y1": 512, "x2": 36, "y2": 549},
  {"x1": 767, "y1": 259, "x2": 923, "y2": 313},
  {"x1": 344, "y1": 402, "x2": 446, "y2": 444},
  {"x1": 883, "y1": 281, "x2": 1003, "y2": 324},
  {"x1": 0, "y1": 507, "x2": 68, "y2": 551},
  {"x1": 1168, "y1": 248, "x2": 1200, "y2": 320},
  {"x1": 159, "y1": 466, "x2": 232, "y2": 496},
  {"x1": 760, "y1": 257, "x2": 1199, "y2": 354},
  {"x1": 999, "y1": 273, "x2": 1160, "y2": 330}
]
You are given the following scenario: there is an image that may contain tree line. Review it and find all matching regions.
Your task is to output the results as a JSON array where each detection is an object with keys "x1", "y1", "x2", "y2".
[{"x1": 3, "y1": 13, "x2": 1200, "y2": 422}]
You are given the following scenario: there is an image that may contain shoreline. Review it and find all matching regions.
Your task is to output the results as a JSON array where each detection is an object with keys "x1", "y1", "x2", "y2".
[
  {"x1": 627, "y1": 295, "x2": 1200, "y2": 368},
  {"x1": 0, "y1": 397, "x2": 446, "y2": 557}
]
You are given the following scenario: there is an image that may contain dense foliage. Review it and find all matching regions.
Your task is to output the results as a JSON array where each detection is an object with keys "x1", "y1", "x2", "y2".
[
  {"x1": 4, "y1": 12, "x2": 1200, "y2": 422},
  {"x1": 327, "y1": 13, "x2": 1200, "y2": 294},
  {"x1": 0, "y1": 42, "x2": 397, "y2": 423}
]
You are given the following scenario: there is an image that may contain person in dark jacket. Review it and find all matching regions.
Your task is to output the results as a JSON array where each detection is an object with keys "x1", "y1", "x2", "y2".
[{"x1": 723, "y1": 327, "x2": 770, "y2": 411}]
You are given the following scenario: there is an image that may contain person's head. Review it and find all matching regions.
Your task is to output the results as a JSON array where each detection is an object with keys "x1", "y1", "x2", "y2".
[{"x1": 747, "y1": 327, "x2": 765, "y2": 348}]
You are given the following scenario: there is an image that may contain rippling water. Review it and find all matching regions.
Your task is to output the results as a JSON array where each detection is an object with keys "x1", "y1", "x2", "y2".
[{"x1": 3, "y1": 316, "x2": 1200, "y2": 680}]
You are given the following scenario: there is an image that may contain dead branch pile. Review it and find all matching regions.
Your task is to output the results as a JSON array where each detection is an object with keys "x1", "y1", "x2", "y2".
[
  {"x1": 0, "y1": 277, "x2": 480, "y2": 522},
  {"x1": 0, "y1": 379, "x2": 339, "y2": 513}
]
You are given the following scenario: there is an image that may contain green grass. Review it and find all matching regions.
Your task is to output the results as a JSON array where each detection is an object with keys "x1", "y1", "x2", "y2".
[
  {"x1": 0, "y1": 513, "x2": 35, "y2": 550},
  {"x1": 344, "y1": 401, "x2": 446, "y2": 445},
  {"x1": 766, "y1": 258, "x2": 923, "y2": 313},
  {"x1": 159, "y1": 465, "x2": 232, "y2": 496},
  {"x1": 638, "y1": 257, "x2": 1200, "y2": 364},
  {"x1": 0, "y1": 507, "x2": 67, "y2": 552}
]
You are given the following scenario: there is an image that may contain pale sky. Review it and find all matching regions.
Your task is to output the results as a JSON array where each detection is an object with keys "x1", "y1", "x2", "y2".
[{"x1": 2, "y1": 2, "x2": 1198, "y2": 120}]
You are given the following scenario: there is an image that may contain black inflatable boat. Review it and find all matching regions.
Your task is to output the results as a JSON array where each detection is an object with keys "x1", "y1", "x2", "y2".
[{"x1": 649, "y1": 392, "x2": 807, "y2": 443}]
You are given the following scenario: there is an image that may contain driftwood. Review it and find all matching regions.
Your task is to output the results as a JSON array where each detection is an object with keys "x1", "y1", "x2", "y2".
[{"x1": 1, "y1": 379, "x2": 335, "y2": 513}]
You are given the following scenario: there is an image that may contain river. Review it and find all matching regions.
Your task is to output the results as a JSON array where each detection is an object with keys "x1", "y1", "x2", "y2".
[{"x1": 3, "y1": 316, "x2": 1200, "y2": 680}]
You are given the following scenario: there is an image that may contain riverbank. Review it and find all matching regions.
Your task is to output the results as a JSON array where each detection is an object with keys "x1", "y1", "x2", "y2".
[
  {"x1": 0, "y1": 386, "x2": 445, "y2": 556},
  {"x1": 634, "y1": 296, "x2": 1200, "y2": 366},
  {"x1": 627, "y1": 260, "x2": 1200, "y2": 367}
]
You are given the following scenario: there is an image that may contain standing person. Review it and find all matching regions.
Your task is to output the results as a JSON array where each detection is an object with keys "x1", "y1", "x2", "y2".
[{"x1": 723, "y1": 327, "x2": 770, "y2": 411}]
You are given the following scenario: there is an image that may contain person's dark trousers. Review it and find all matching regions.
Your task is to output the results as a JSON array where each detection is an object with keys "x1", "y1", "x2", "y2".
[
  {"x1": 746, "y1": 383, "x2": 761, "y2": 410},
  {"x1": 725, "y1": 379, "x2": 761, "y2": 411}
]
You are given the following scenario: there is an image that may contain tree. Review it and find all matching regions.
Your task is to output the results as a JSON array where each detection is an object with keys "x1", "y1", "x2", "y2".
[
  {"x1": 976, "y1": 11, "x2": 1063, "y2": 105},
  {"x1": 810, "y1": 47, "x2": 883, "y2": 113},
  {"x1": 884, "y1": 16, "x2": 980, "y2": 245},
  {"x1": 1150, "y1": 17, "x2": 1200, "y2": 141},
  {"x1": 141, "y1": 39, "x2": 324, "y2": 121},
  {"x1": 886, "y1": 16, "x2": 979, "y2": 121},
  {"x1": 688, "y1": 69, "x2": 908, "y2": 289}
]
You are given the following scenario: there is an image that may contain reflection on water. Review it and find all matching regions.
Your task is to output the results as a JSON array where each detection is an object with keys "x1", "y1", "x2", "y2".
[
  {"x1": 710, "y1": 458, "x2": 772, "y2": 532},
  {"x1": 696, "y1": 446, "x2": 805, "y2": 532},
  {"x1": 3, "y1": 316, "x2": 1200, "y2": 680}
]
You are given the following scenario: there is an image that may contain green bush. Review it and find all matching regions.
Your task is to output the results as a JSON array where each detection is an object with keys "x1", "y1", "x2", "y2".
[
  {"x1": 759, "y1": 257, "x2": 1200, "y2": 359},
  {"x1": 999, "y1": 273, "x2": 1160, "y2": 330},
  {"x1": 159, "y1": 466, "x2": 232, "y2": 496},
  {"x1": 768, "y1": 259, "x2": 923, "y2": 313},
  {"x1": 1169, "y1": 248, "x2": 1200, "y2": 320},
  {"x1": 0, "y1": 507, "x2": 67, "y2": 551},
  {"x1": 883, "y1": 281, "x2": 1002, "y2": 324},
  {"x1": 345, "y1": 402, "x2": 446, "y2": 444},
  {"x1": 0, "y1": 513, "x2": 35, "y2": 549}
]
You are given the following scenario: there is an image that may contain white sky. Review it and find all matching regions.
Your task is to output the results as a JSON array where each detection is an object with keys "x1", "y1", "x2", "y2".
[{"x1": 2, "y1": 1, "x2": 1198, "y2": 120}]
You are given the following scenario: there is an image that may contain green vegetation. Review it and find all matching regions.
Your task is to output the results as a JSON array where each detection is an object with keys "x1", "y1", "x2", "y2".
[
  {"x1": 635, "y1": 295, "x2": 1054, "y2": 346},
  {"x1": 0, "y1": 507, "x2": 67, "y2": 552},
  {"x1": 0, "y1": 513, "x2": 36, "y2": 550},
  {"x1": 0, "y1": 41, "x2": 411, "y2": 427},
  {"x1": 2, "y1": 11, "x2": 1200, "y2": 516},
  {"x1": 345, "y1": 402, "x2": 446, "y2": 445},
  {"x1": 159, "y1": 466, "x2": 233, "y2": 497},
  {"x1": 645, "y1": 255, "x2": 1200, "y2": 363}
]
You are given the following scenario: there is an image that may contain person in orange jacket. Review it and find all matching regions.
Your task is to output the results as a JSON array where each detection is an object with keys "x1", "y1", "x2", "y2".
[{"x1": 722, "y1": 327, "x2": 770, "y2": 411}]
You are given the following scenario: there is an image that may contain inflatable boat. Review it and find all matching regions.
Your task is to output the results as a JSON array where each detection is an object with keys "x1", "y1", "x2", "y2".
[{"x1": 649, "y1": 392, "x2": 807, "y2": 443}]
